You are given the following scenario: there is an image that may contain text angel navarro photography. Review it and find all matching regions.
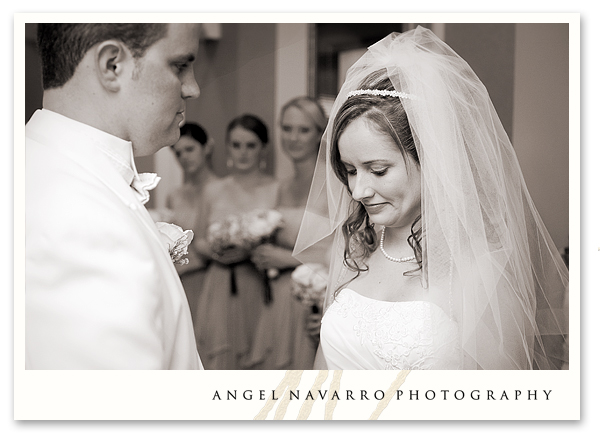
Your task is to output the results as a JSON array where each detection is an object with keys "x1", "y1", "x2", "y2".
[{"x1": 212, "y1": 388, "x2": 554, "y2": 402}]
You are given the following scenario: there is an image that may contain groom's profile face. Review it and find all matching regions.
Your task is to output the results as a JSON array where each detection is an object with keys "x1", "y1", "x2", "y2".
[{"x1": 119, "y1": 23, "x2": 202, "y2": 157}]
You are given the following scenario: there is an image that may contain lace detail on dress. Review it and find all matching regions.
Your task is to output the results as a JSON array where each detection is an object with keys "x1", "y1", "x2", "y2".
[{"x1": 325, "y1": 289, "x2": 460, "y2": 370}]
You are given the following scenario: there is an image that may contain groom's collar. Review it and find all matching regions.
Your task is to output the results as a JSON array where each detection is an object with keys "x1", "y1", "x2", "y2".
[
  {"x1": 35, "y1": 109, "x2": 137, "y2": 184},
  {"x1": 32, "y1": 109, "x2": 160, "y2": 204}
]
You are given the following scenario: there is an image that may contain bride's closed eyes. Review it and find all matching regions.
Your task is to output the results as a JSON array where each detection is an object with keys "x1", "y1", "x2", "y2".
[
  {"x1": 344, "y1": 167, "x2": 389, "y2": 176},
  {"x1": 342, "y1": 160, "x2": 391, "y2": 177},
  {"x1": 371, "y1": 167, "x2": 388, "y2": 176}
]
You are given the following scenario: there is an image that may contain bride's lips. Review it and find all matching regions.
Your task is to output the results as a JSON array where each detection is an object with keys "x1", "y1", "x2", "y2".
[{"x1": 363, "y1": 203, "x2": 387, "y2": 214}]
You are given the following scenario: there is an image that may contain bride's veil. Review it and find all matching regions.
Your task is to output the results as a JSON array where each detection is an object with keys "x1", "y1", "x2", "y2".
[{"x1": 293, "y1": 26, "x2": 568, "y2": 370}]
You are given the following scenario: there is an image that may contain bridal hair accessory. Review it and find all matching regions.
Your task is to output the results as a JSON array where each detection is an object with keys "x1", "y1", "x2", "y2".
[
  {"x1": 347, "y1": 89, "x2": 417, "y2": 100},
  {"x1": 379, "y1": 226, "x2": 416, "y2": 263}
]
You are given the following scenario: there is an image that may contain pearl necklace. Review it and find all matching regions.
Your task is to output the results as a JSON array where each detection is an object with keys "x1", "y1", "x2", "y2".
[{"x1": 379, "y1": 226, "x2": 416, "y2": 263}]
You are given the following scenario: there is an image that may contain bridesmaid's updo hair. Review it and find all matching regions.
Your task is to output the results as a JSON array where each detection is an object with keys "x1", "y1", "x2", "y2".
[
  {"x1": 330, "y1": 69, "x2": 422, "y2": 275},
  {"x1": 171, "y1": 122, "x2": 214, "y2": 170},
  {"x1": 226, "y1": 114, "x2": 269, "y2": 146}
]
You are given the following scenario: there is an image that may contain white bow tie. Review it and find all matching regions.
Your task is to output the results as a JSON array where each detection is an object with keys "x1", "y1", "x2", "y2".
[{"x1": 130, "y1": 173, "x2": 161, "y2": 205}]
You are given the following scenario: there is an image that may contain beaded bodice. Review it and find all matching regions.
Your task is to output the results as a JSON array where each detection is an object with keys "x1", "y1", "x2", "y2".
[{"x1": 320, "y1": 288, "x2": 461, "y2": 370}]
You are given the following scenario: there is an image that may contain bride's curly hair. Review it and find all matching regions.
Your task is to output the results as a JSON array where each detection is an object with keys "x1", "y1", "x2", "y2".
[{"x1": 330, "y1": 69, "x2": 422, "y2": 281}]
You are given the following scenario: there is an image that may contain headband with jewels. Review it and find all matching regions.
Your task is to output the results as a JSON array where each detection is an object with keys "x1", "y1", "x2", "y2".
[{"x1": 347, "y1": 89, "x2": 418, "y2": 100}]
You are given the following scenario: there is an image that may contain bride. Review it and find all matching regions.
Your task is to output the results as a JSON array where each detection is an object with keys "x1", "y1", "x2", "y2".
[{"x1": 294, "y1": 27, "x2": 569, "y2": 370}]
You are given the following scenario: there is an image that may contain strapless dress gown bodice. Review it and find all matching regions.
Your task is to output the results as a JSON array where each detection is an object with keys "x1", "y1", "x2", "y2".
[{"x1": 320, "y1": 289, "x2": 461, "y2": 370}]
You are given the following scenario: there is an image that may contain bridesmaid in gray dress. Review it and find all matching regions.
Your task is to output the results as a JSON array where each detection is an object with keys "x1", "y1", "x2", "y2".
[{"x1": 248, "y1": 97, "x2": 328, "y2": 370}]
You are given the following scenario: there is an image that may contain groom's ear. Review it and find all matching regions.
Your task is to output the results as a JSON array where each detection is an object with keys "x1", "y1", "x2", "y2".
[{"x1": 94, "y1": 40, "x2": 133, "y2": 93}]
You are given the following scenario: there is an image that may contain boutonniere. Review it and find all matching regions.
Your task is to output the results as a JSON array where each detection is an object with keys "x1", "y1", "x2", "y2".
[{"x1": 156, "y1": 222, "x2": 194, "y2": 266}]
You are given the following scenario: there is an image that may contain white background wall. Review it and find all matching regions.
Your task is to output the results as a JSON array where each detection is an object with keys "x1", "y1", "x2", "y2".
[
  {"x1": 274, "y1": 23, "x2": 310, "y2": 180},
  {"x1": 513, "y1": 23, "x2": 570, "y2": 251}
]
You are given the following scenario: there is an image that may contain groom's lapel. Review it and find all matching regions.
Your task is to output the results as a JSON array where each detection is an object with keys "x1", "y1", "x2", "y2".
[
  {"x1": 66, "y1": 141, "x2": 178, "y2": 271},
  {"x1": 51, "y1": 139, "x2": 187, "y2": 300}
]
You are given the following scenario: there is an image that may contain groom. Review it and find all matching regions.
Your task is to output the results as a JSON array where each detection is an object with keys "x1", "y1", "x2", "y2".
[{"x1": 26, "y1": 23, "x2": 204, "y2": 369}]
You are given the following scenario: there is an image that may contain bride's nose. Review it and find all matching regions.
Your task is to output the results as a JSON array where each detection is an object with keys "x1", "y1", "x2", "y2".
[{"x1": 350, "y1": 172, "x2": 375, "y2": 202}]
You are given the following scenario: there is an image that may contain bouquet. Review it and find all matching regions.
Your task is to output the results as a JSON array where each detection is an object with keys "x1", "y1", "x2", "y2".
[
  {"x1": 291, "y1": 263, "x2": 328, "y2": 313},
  {"x1": 243, "y1": 209, "x2": 284, "y2": 247},
  {"x1": 207, "y1": 209, "x2": 283, "y2": 254},
  {"x1": 206, "y1": 214, "x2": 247, "y2": 254},
  {"x1": 206, "y1": 209, "x2": 283, "y2": 303}
]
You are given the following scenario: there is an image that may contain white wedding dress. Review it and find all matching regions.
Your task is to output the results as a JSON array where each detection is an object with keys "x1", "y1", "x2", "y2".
[{"x1": 320, "y1": 288, "x2": 461, "y2": 370}]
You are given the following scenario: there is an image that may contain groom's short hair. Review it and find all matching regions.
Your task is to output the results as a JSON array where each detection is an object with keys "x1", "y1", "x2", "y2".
[{"x1": 37, "y1": 23, "x2": 168, "y2": 90}]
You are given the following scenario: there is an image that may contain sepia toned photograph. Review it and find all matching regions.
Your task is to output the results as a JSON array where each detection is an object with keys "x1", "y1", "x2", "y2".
[{"x1": 14, "y1": 13, "x2": 579, "y2": 422}]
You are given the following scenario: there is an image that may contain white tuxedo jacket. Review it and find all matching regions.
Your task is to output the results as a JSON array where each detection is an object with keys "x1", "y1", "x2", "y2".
[{"x1": 25, "y1": 110, "x2": 203, "y2": 369}]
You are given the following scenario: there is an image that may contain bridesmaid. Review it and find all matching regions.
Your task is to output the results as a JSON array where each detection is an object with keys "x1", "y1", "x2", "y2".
[
  {"x1": 194, "y1": 114, "x2": 280, "y2": 370},
  {"x1": 167, "y1": 123, "x2": 218, "y2": 324},
  {"x1": 248, "y1": 97, "x2": 328, "y2": 370}
]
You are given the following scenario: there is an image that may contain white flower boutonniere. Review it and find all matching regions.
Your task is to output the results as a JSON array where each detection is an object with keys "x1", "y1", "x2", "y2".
[{"x1": 156, "y1": 222, "x2": 194, "y2": 266}]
